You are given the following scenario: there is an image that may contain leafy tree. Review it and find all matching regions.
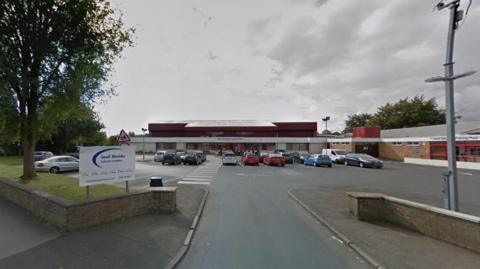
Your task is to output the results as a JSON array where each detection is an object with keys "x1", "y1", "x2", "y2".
[
  {"x1": 368, "y1": 96, "x2": 445, "y2": 129},
  {"x1": 0, "y1": 1, "x2": 134, "y2": 179},
  {"x1": 38, "y1": 105, "x2": 107, "y2": 153},
  {"x1": 344, "y1": 113, "x2": 373, "y2": 133}
]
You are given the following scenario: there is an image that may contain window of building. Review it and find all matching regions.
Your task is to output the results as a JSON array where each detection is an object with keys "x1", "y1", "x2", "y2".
[
  {"x1": 391, "y1": 142, "x2": 402, "y2": 146},
  {"x1": 406, "y1": 141, "x2": 420, "y2": 146},
  {"x1": 286, "y1": 143, "x2": 308, "y2": 151},
  {"x1": 156, "y1": 143, "x2": 176, "y2": 150}
]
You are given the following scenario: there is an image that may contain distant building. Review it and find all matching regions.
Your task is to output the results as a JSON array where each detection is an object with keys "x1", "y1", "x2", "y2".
[
  {"x1": 328, "y1": 121, "x2": 480, "y2": 163},
  {"x1": 132, "y1": 120, "x2": 325, "y2": 153}
]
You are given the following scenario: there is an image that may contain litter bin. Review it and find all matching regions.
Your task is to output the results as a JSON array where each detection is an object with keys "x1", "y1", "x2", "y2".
[{"x1": 150, "y1": 176, "x2": 163, "y2": 187}]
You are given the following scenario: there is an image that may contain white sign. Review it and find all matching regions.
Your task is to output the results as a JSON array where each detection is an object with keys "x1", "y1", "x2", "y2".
[
  {"x1": 430, "y1": 135, "x2": 480, "y2": 141},
  {"x1": 79, "y1": 146, "x2": 135, "y2": 186}
]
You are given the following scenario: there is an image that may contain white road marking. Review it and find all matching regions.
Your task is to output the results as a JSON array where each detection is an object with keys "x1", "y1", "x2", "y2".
[
  {"x1": 182, "y1": 177, "x2": 213, "y2": 182},
  {"x1": 460, "y1": 172, "x2": 473, "y2": 176},
  {"x1": 178, "y1": 181, "x2": 211, "y2": 185}
]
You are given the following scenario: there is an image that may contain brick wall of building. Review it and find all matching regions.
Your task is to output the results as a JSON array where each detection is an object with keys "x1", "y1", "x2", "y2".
[
  {"x1": 330, "y1": 143, "x2": 354, "y2": 152},
  {"x1": 379, "y1": 142, "x2": 430, "y2": 161}
]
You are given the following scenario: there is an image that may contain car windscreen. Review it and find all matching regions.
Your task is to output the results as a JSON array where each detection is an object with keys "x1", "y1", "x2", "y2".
[
  {"x1": 335, "y1": 150, "x2": 347, "y2": 156},
  {"x1": 358, "y1": 154, "x2": 377, "y2": 161},
  {"x1": 318, "y1": 155, "x2": 330, "y2": 160},
  {"x1": 224, "y1": 153, "x2": 235, "y2": 157}
]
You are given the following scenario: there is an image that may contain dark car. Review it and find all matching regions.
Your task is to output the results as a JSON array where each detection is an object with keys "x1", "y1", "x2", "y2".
[
  {"x1": 344, "y1": 153, "x2": 383, "y2": 169},
  {"x1": 162, "y1": 152, "x2": 182, "y2": 165},
  {"x1": 183, "y1": 153, "x2": 201, "y2": 165},
  {"x1": 282, "y1": 153, "x2": 295, "y2": 164}
]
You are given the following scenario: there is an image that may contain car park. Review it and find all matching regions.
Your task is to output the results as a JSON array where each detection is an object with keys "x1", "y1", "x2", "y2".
[
  {"x1": 162, "y1": 152, "x2": 182, "y2": 165},
  {"x1": 222, "y1": 152, "x2": 238, "y2": 165},
  {"x1": 263, "y1": 154, "x2": 285, "y2": 166},
  {"x1": 34, "y1": 156, "x2": 79, "y2": 173},
  {"x1": 34, "y1": 151, "x2": 54, "y2": 161},
  {"x1": 322, "y1": 149, "x2": 348, "y2": 164},
  {"x1": 243, "y1": 154, "x2": 260, "y2": 166},
  {"x1": 183, "y1": 152, "x2": 202, "y2": 165},
  {"x1": 344, "y1": 153, "x2": 383, "y2": 168},
  {"x1": 154, "y1": 150, "x2": 167, "y2": 162},
  {"x1": 304, "y1": 154, "x2": 332, "y2": 167}
]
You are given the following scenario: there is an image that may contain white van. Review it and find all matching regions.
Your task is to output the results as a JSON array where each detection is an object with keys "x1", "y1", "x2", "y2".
[{"x1": 322, "y1": 149, "x2": 349, "y2": 164}]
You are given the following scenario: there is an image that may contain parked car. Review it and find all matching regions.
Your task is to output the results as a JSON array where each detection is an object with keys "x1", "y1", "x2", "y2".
[
  {"x1": 344, "y1": 153, "x2": 383, "y2": 168},
  {"x1": 191, "y1": 150, "x2": 207, "y2": 162},
  {"x1": 34, "y1": 151, "x2": 54, "y2": 161},
  {"x1": 162, "y1": 152, "x2": 182, "y2": 165},
  {"x1": 258, "y1": 152, "x2": 270, "y2": 163},
  {"x1": 222, "y1": 152, "x2": 238, "y2": 165},
  {"x1": 154, "y1": 150, "x2": 167, "y2": 162},
  {"x1": 299, "y1": 153, "x2": 310, "y2": 164},
  {"x1": 281, "y1": 152, "x2": 295, "y2": 164},
  {"x1": 304, "y1": 154, "x2": 332, "y2": 167},
  {"x1": 322, "y1": 149, "x2": 349, "y2": 164},
  {"x1": 263, "y1": 154, "x2": 285, "y2": 166},
  {"x1": 274, "y1": 149, "x2": 286, "y2": 154},
  {"x1": 183, "y1": 152, "x2": 202, "y2": 165},
  {"x1": 243, "y1": 154, "x2": 260, "y2": 166},
  {"x1": 176, "y1": 151, "x2": 187, "y2": 161},
  {"x1": 34, "y1": 156, "x2": 79, "y2": 173}
]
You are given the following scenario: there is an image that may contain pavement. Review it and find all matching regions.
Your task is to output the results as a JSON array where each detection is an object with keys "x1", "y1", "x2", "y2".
[
  {"x1": 289, "y1": 186, "x2": 480, "y2": 269},
  {"x1": 0, "y1": 184, "x2": 206, "y2": 269}
]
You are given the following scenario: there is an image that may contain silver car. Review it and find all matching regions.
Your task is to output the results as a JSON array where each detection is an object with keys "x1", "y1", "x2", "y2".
[
  {"x1": 222, "y1": 152, "x2": 238, "y2": 165},
  {"x1": 34, "y1": 156, "x2": 79, "y2": 174},
  {"x1": 153, "y1": 150, "x2": 167, "y2": 162}
]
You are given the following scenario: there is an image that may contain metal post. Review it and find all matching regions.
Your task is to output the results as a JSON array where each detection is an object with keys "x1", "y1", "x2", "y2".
[
  {"x1": 142, "y1": 133, "x2": 145, "y2": 162},
  {"x1": 444, "y1": 2, "x2": 459, "y2": 211},
  {"x1": 86, "y1": 185, "x2": 90, "y2": 200},
  {"x1": 125, "y1": 181, "x2": 129, "y2": 193}
]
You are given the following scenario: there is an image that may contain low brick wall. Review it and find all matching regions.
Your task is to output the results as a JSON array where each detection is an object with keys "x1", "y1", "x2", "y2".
[
  {"x1": 348, "y1": 192, "x2": 480, "y2": 253},
  {"x1": 0, "y1": 177, "x2": 176, "y2": 231}
]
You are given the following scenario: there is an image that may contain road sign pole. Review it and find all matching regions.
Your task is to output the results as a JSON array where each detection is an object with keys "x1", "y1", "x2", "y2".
[
  {"x1": 444, "y1": 2, "x2": 459, "y2": 211},
  {"x1": 125, "y1": 181, "x2": 129, "y2": 193},
  {"x1": 86, "y1": 185, "x2": 90, "y2": 200}
]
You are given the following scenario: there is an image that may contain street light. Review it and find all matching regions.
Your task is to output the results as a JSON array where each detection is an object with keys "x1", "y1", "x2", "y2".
[
  {"x1": 322, "y1": 116, "x2": 331, "y2": 134},
  {"x1": 425, "y1": 0, "x2": 477, "y2": 211},
  {"x1": 141, "y1": 128, "x2": 148, "y2": 162}
]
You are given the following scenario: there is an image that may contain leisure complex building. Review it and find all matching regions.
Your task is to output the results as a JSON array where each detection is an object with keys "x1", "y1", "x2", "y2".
[{"x1": 131, "y1": 120, "x2": 480, "y2": 164}]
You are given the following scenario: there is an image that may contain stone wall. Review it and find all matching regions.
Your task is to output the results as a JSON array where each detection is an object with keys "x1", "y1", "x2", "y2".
[
  {"x1": 0, "y1": 177, "x2": 176, "y2": 231},
  {"x1": 379, "y1": 142, "x2": 430, "y2": 161},
  {"x1": 348, "y1": 192, "x2": 480, "y2": 253}
]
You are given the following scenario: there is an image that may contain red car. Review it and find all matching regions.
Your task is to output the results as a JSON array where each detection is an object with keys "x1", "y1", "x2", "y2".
[
  {"x1": 243, "y1": 154, "x2": 260, "y2": 166},
  {"x1": 263, "y1": 154, "x2": 285, "y2": 166}
]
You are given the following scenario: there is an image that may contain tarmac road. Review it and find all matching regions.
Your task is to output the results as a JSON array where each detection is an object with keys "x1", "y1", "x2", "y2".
[{"x1": 178, "y1": 160, "x2": 480, "y2": 269}]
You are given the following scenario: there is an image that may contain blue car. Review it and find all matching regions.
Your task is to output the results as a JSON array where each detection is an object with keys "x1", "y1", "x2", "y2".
[{"x1": 304, "y1": 154, "x2": 332, "y2": 167}]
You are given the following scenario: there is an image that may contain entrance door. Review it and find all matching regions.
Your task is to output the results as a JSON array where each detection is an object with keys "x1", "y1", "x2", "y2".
[{"x1": 354, "y1": 143, "x2": 379, "y2": 157}]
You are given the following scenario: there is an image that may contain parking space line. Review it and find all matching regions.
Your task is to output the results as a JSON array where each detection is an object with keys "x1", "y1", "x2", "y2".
[
  {"x1": 178, "y1": 181, "x2": 211, "y2": 185},
  {"x1": 183, "y1": 177, "x2": 213, "y2": 181}
]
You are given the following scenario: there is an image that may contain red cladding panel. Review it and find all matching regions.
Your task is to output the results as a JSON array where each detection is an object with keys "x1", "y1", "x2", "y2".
[{"x1": 352, "y1": 126, "x2": 381, "y2": 138}]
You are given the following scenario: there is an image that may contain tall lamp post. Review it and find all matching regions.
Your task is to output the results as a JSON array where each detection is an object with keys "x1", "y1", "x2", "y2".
[
  {"x1": 425, "y1": 0, "x2": 476, "y2": 211},
  {"x1": 141, "y1": 128, "x2": 148, "y2": 162},
  {"x1": 322, "y1": 116, "x2": 330, "y2": 134}
]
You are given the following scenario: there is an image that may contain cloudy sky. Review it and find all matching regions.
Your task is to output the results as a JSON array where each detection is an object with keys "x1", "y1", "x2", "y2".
[{"x1": 98, "y1": 0, "x2": 480, "y2": 135}]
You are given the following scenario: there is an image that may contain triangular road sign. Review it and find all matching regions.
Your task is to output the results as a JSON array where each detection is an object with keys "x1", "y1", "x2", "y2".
[{"x1": 117, "y1": 129, "x2": 131, "y2": 145}]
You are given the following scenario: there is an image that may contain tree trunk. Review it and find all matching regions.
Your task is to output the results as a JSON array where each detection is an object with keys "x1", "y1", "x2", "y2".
[{"x1": 20, "y1": 112, "x2": 37, "y2": 180}]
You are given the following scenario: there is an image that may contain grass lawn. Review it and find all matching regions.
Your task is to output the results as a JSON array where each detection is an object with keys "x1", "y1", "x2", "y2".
[{"x1": 0, "y1": 156, "x2": 124, "y2": 202}]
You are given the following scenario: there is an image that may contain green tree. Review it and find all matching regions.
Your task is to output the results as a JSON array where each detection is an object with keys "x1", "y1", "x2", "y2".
[
  {"x1": 369, "y1": 96, "x2": 445, "y2": 129},
  {"x1": 0, "y1": 1, "x2": 134, "y2": 179},
  {"x1": 38, "y1": 105, "x2": 107, "y2": 153},
  {"x1": 344, "y1": 113, "x2": 373, "y2": 133}
]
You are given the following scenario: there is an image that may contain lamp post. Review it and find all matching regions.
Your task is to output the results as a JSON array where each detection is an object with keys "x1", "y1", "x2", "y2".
[
  {"x1": 141, "y1": 128, "x2": 148, "y2": 162},
  {"x1": 425, "y1": 0, "x2": 476, "y2": 211},
  {"x1": 322, "y1": 116, "x2": 330, "y2": 134}
]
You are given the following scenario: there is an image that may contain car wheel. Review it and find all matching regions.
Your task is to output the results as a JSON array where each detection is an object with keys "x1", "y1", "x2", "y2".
[
  {"x1": 328, "y1": 164, "x2": 332, "y2": 168},
  {"x1": 359, "y1": 162, "x2": 364, "y2": 168},
  {"x1": 344, "y1": 161, "x2": 348, "y2": 166},
  {"x1": 162, "y1": 162, "x2": 165, "y2": 165},
  {"x1": 49, "y1": 166, "x2": 60, "y2": 174}
]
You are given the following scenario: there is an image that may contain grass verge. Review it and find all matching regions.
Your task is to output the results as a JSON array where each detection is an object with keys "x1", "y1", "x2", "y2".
[{"x1": 0, "y1": 156, "x2": 124, "y2": 202}]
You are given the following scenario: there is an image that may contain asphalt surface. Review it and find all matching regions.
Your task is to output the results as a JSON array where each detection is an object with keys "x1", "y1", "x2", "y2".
[{"x1": 178, "y1": 159, "x2": 480, "y2": 269}]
